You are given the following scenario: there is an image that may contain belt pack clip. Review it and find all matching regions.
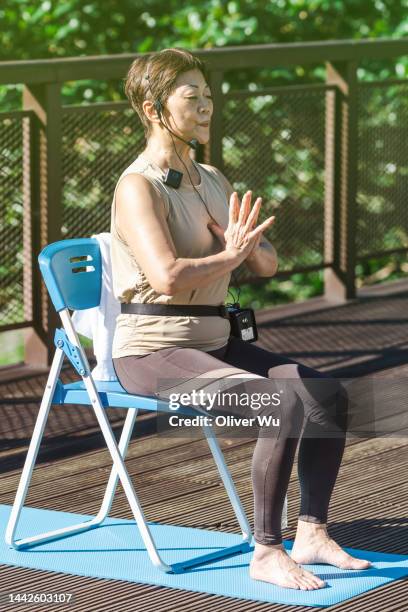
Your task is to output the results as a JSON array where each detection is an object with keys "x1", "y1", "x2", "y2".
[{"x1": 226, "y1": 303, "x2": 258, "y2": 343}]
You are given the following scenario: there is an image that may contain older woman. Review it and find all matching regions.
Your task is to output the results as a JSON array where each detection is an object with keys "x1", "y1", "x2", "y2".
[{"x1": 110, "y1": 47, "x2": 371, "y2": 590}]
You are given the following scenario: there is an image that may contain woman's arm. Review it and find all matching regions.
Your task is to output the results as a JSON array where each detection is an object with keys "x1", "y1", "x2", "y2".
[
  {"x1": 115, "y1": 174, "x2": 250, "y2": 296},
  {"x1": 245, "y1": 238, "x2": 279, "y2": 277},
  {"x1": 205, "y1": 165, "x2": 279, "y2": 277}
]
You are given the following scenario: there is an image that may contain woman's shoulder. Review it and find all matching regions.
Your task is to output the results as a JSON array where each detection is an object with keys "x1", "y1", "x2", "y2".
[
  {"x1": 114, "y1": 156, "x2": 171, "y2": 217},
  {"x1": 198, "y1": 163, "x2": 234, "y2": 200},
  {"x1": 198, "y1": 162, "x2": 226, "y2": 182},
  {"x1": 117, "y1": 154, "x2": 160, "y2": 185}
]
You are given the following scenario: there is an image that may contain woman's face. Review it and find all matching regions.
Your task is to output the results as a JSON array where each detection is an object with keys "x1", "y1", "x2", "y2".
[{"x1": 162, "y1": 68, "x2": 213, "y2": 144}]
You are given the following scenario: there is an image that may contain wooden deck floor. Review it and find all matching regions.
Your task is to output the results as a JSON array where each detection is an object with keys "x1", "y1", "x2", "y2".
[{"x1": 0, "y1": 279, "x2": 407, "y2": 611}]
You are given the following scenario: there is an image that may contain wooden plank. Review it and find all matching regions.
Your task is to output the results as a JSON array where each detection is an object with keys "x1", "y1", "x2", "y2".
[
  {"x1": 1, "y1": 287, "x2": 407, "y2": 610},
  {"x1": 1, "y1": 433, "x2": 407, "y2": 610}
]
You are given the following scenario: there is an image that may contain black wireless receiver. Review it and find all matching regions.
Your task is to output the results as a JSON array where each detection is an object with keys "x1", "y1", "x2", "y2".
[{"x1": 227, "y1": 304, "x2": 258, "y2": 342}]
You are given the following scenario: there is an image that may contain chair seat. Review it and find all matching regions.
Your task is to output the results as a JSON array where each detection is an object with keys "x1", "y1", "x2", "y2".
[{"x1": 53, "y1": 379, "x2": 203, "y2": 416}]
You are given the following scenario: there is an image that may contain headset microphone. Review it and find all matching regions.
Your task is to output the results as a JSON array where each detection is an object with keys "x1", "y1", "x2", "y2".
[
  {"x1": 154, "y1": 99, "x2": 199, "y2": 150},
  {"x1": 161, "y1": 123, "x2": 198, "y2": 151},
  {"x1": 150, "y1": 98, "x2": 199, "y2": 187}
]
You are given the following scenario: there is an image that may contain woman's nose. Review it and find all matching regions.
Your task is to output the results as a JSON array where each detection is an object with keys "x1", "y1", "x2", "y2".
[
  {"x1": 201, "y1": 98, "x2": 212, "y2": 111},
  {"x1": 200, "y1": 103, "x2": 212, "y2": 115}
]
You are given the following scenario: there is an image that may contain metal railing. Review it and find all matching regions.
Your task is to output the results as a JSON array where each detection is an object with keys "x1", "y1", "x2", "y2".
[{"x1": 0, "y1": 38, "x2": 407, "y2": 363}]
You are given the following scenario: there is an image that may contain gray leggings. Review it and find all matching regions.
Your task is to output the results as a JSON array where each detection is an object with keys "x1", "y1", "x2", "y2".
[{"x1": 113, "y1": 335, "x2": 348, "y2": 546}]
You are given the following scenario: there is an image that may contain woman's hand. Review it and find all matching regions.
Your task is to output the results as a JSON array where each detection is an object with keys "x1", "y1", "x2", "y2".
[
  {"x1": 245, "y1": 232, "x2": 263, "y2": 261},
  {"x1": 208, "y1": 190, "x2": 275, "y2": 262}
]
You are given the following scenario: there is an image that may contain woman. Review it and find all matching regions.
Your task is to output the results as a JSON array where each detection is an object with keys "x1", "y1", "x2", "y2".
[{"x1": 110, "y1": 48, "x2": 371, "y2": 590}]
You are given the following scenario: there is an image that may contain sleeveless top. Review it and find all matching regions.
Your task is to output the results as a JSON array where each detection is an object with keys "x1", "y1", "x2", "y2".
[{"x1": 110, "y1": 152, "x2": 232, "y2": 358}]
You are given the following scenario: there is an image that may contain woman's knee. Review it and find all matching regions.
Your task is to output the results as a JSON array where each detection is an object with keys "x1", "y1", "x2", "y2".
[
  {"x1": 264, "y1": 388, "x2": 304, "y2": 439},
  {"x1": 306, "y1": 377, "x2": 349, "y2": 436},
  {"x1": 285, "y1": 392, "x2": 306, "y2": 436},
  {"x1": 268, "y1": 362, "x2": 349, "y2": 433},
  {"x1": 320, "y1": 377, "x2": 349, "y2": 426},
  {"x1": 333, "y1": 379, "x2": 349, "y2": 431},
  {"x1": 228, "y1": 375, "x2": 303, "y2": 438}
]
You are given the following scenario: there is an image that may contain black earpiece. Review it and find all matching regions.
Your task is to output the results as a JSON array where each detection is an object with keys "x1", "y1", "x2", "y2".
[
  {"x1": 154, "y1": 99, "x2": 163, "y2": 114},
  {"x1": 153, "y1": 97, "x2": 198, "y2": 151}
]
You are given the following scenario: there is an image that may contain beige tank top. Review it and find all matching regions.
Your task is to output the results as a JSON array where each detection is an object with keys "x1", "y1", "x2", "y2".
[{"x1": 110, "y1": 153, "x2": 232, "y2": 358}]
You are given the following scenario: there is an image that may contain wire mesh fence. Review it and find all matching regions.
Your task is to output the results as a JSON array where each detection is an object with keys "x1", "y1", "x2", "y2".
[
  {"x1": 357, "y1": 80, "x2": 408, "y2": 259},
  {"x1": 0, "y1": 55, "x2": 407, "y2": 338},
  {"x1": 0, "y1": 111, "x2": 32, "y2": 328},
  {"x1": 223, "y1": 84, "x2": 329, "y2": 283}
]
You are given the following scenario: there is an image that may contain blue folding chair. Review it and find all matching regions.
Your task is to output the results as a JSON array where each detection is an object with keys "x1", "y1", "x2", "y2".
[{"x1": 5, "y1": 237, "x2": 258, "y2": 573}]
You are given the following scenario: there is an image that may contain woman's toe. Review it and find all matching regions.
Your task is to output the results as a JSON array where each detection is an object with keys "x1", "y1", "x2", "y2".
[{"x1": 354, "y1": 558, "x2": 372, "y2": 569}]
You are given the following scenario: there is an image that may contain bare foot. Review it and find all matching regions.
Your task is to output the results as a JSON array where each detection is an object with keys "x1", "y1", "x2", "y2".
[
  {"x1": 291, "y1": 520, "x2": 372, "y2": 570},
  {"x1": 250, "y1": 542, "x2": 326, "y2": 590}
]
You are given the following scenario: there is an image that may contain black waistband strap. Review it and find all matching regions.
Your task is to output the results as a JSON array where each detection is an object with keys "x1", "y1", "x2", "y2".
[{"x1": 120, "y1": 303, "x2": 230, "y2": 319}]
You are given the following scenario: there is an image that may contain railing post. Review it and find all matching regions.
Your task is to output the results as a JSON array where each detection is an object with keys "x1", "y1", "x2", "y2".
[
  {"x1": 22, "y1": 83, "x2": 62, "y2": 366},
  {"x1": 21, "y1": 107, "x2": 47, "y2": 367},
  {"x1": 324, "y1": 60, "x2": 358, "y2": 301}
]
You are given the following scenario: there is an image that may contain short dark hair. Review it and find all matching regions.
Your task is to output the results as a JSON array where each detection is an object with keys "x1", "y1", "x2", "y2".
[{"x1": 124, "y1": 47, "x2": 209, "y2": 138}]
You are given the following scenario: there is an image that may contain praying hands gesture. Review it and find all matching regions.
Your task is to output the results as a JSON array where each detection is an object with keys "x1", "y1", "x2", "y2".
[{"x1": 207, "y1": 190, "x2": 276, "y2": 262}]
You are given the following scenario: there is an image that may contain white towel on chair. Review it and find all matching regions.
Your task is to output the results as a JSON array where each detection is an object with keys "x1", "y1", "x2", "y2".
[{"x1": 72, "y1": 232, "x2": 120, "y2": 381}]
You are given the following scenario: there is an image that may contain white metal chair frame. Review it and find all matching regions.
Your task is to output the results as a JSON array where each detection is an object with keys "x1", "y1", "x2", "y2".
[
  {"x1": 6, "y1": 309, "x2": 257, "y2": 573},
  {"x1": 5, "y1": 238, "x2": 287, "y2": 574}
]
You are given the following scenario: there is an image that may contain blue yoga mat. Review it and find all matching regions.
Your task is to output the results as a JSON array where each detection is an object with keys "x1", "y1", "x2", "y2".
[{"x1": 1, "y1": 505, "x2": 407, "y2": 607}]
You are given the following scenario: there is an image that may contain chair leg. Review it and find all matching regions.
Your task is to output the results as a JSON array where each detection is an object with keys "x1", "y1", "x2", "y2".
[
  {"x1": 60, "y1": 311, "x2": 172, "y2": 570},
  {"x1": 201, "y1": 424, "x2": 252, "y2": 543},
  {"x1": 5, "y1": 349, "x2": 115, "y2": 549},
  {"x1": 169, "y1": 423, "x2": 254, "y2": 573},
  {"x1": 93, "y1": 406, "x2": 139, "y2": 524},
  {"x1": 282, "y1": 492, "x2": 288, "y2": 529},
  {"x1": 5, "y1": 348, "x2": 67, "y2": 547},
  {"x1": 202, "y1": 424, "x2": 288, "y2": 532},
  {"x1": 80, "y1": 375, "x2": 173, "y2": 572}
]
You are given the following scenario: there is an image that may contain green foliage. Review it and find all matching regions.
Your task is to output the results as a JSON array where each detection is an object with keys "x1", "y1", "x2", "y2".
[
  {"x1": 0, "y1": 0, "x2": 408, "y2": 109},
  {"x1": 234, "y1": 270, "x2": 324, "y2": 309},
  {"x1": 1, "y1": 0, "x2": 408, "y2": 61}
]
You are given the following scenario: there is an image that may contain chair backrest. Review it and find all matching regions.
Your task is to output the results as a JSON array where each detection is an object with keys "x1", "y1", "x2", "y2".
[{"x1": 38, "y1": 238, "x2": 102, "y2": 312}]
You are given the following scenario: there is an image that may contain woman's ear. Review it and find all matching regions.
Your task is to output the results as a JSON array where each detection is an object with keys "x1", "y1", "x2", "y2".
[{"x1": 142, "y1": 100, "x2": 161, "y2": 123}]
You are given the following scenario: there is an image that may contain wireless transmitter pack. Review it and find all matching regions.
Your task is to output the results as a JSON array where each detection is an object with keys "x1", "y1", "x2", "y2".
[
  {"x1": 163, "y1": 167, "x2": 183, "y2": 189},
  {"x1": 227, "y1": 303, "x2": 258, "y2": 343}
]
